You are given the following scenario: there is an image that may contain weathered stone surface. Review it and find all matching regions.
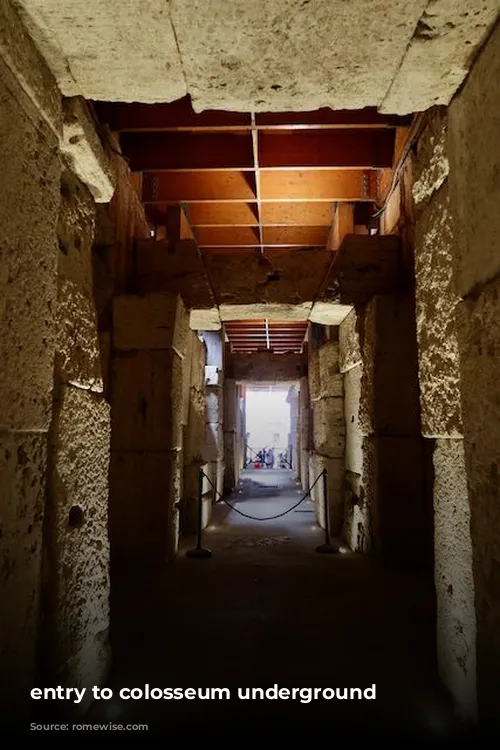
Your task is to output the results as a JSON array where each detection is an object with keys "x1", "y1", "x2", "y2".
[
  {"x1": 190, "y1": 334, "x2": 206, "y2": 393},
  {"x1": 342, "y1": 469, "x2": 370, "y2": 554},
  {"x1": 309, "y1": 453, "x2": 344, "y2": 534},
  {"x1": 327, "y1": 234, "x2": 404, "y2": 305},
  {"x1": 14, "y1": 0, "x2": 186, "y2": 103},
  {"x1": 110, "y1": 449, "x2": 182, "y2": 568},
  {"x1": 448, "y1": 19, "x2": 500, "y2": 297},
  {"x1": 308, "y1": 350, "x2": 321, "y2": 402},
  {"x1": 309, "y1": 301, "x2": 352, "y2": 327},
  {"x1": 339, "y1": 308, "x2": 362, "y2": 373},
  {"x1": 414, "y1": 183, "x2": 463, "y2": 437},
  {"x1": 228, "y1": 352, "x2": 303, "y2": 383},
  {"x1": 219, "y1": 302, "x2": 312, "y2": 322},
  {"x1": 363, "y1": 435, "x2": 428, "y2": 565},
  {"x1": 381, "y1": 0, "x2": 500, "y2": 115},
  {"x1": 55, "y1": 279, "x2": 103, "y2": 392},
  {"x1": 113, "y1": 293, "x2": 189, "y2": 356},
  {"x1": 60, "y1": 97, "x2": 115, "y2": 203},
  {"x1": 205, "y1": 388, "x2": 223, "y2": 424},
  {"x1": 45, "y1": 386, "x2": 110, "y2": 701},
  {"x1": 344, "y1": 365, "x2": 363, "y2": 474},
  {"x1": 457, "y1": 274, "x2": 500, "y2": 720},
  {"x1": 412, "y1": 108, "x2": 449, "y2": 208},
  {"x1": 171, "y1": 0, "x2": 427, "y2": 112},
  {"x1": 190, "y1": 308, "x2": 221, "y2": 331},
  {"x1": 313, "y1": 397, "x2": 345, "y2": 458},
  {"x1": 0, "y1": 70, "x2": 60, "y2": 431},
  {"x1": 433, "y1": 438, "x2": 477, "y2": 721},
  {"x1": 204, "y1": 421, "x2": 224, "y2": 463},
  {"x1": 359, "y1": 295, "x2": 421, "y2": 437},
  {"x1": 0, "y1": 431, "x2": 47, "y2": 706},
  {"x1": 206, "y1": 248, "x2": 332, "y2": 307},
  {"x1": 112, "y1": 350, "x2": 183, "y2": 451},
  {"x1": 318, "y1": 342, "x2": 342, "y2": 398},
  {"x1": 0, "y1": 0, "x2": 61, "y2": 133},
  {"x1": 136, "y1": 239, "x2": 214, "y2": 309},
  {"x1": 58, "y1": 169, "x2": 95, "y2": 295}
]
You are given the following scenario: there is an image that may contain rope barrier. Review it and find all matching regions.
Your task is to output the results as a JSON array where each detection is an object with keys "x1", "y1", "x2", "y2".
[{"x1": 201, "y1": 469, "x2": 325, "y2": 522}]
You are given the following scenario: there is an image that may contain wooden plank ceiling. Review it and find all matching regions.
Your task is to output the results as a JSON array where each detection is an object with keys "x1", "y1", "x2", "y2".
[{"x1": 94, "y1": 96, "x2": 409, "y2": 354}]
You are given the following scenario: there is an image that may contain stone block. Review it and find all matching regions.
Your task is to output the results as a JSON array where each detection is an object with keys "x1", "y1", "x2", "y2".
[
  {"x1": 184, "y1": 389, "x2": 206, "y2": 462},
  {"x1": 0, "y1": 73, "x2": 60, "y2": 431},
  {"x1": 204, "y1": 422, "x2": 224, "y2": 463},
  {"x1": 456, "y1": 274, "x2": 500, "y2": 719},
  {"x1": 190, "y1": 308, "x2": 221, "y2": 331},
  {"x1": 112, "y1": 349, "x2": 183, "y2": 451},
  {"x1": 309, "y1": 453, "x2": 344, "y2": 535},
  {"x1": 448, "y1": 20, "x2": 500, "y2": 297},
  {"x1": 190, "y1": 334, "x2": 206, "y2": 392},
  {"x1": 110, "y1": 449, "x2": 181, "y2": 568},
  {"x1": 344, "y1": 365, "x2": 363, "y2": 474},
  {"x1": 205, "y1": 387, "x2": 223, "y2": 423},
  {"x1": 55, "y1": 278, "x2": 103, "y2": 392},
  {"x1": 412, "y1": 108, "x2": 449, "y2": 208},
  {"x1": 57, "y1": 169, "x2": 95, "y2": 297},
  {"x1": 342, "y1": 470, "x2": 370, "y2": 554},
  {"x1": 359, "y1": 294, "x2": 421, "y2": 437},
  {"x1": 113, "y1": 292, "x2": 189, "y2": 356},
  {"x1": 414, "y1": 183, "x2": 463, "y2": 437},
  {"x1": 313, "y1": 396, "x2": 345, "y2": 458},
  {"x1": 339, "y1": 308, "x2": 362, "y2": 372},
  {"x1": 45, "y1": 385, "x2": 110, "y2": 695},
  {"x1": 60, "y1": 97, "x2": 115, "y2": 203},
  {"x1": 362, "y1": 435, "x2": 428, "y2": 565},
  {"x1": 229, "y1": 351, "x2": 303, "y2": 383},
  {"x1": 300, "y1": 449, "x2": 310, "y2": 492},
  {"x1": 433, "y1": 439, "x2": 476, "y2": 721},
  {"x1": 318, "y1": 341, "x2": 342, "y2": 398},
  {"x1": 0, "y1": 431, "x2": 47, "y2": 706},
  {"x1": 308, "y1": 350, "x2": 321, "y2": 402}
]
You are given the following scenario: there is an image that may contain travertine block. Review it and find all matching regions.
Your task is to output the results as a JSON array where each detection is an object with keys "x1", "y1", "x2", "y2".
[
  {"x1": 205, "y1": 387, "x2": 223, "y2": 423},
  {"x1": 308, "y1": 350, "x2": 321, "y2": 401},
  {"x1": 204, "y1": 422, "x2": 224, "y2": 462},
  {"x1": 112, "y1": 349, "x2": 183, "y2": 451},
  {"x1": 433, "y1": 438, "x2": 476, "y2": 721},
  {"x1": 309, "y1": 453, "x2": 344, "y2": 534},
  {"x1": 46, "y1": 385, "x2": 110, "y2": 697},
  {"x1": 313, "y1": 396, "x2": 345, "y2": 458},
  {"x1": 113, "y1": 292, "x2": 189, "y2": 356},
  {"x1": 339, "y1": 308, "x2": 362, "y2": 373},
  {"x1": 344, "y1": 365, "x2": 363, "y2": 474},
  {"x1": 0, "y1": 432, "x2": 47, "y2": 703},
  {"x1": 110, "y1": 449, "x2": 181, "y2": 568}
]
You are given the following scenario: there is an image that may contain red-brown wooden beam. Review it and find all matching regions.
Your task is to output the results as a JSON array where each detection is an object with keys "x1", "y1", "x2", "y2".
[{"x1": 258, "y1": 129, "x2": 395, "y2": 169}]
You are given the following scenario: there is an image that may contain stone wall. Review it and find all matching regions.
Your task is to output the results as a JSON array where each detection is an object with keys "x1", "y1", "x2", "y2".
[
  {"x1": 0, "y1": 2, "x2": 61, "y2": 716},
  {"x1": 446, "y1": 21, "x2": 500, "y2": 725},
  {"x1": 412, "y1": 108, "x2": 476, "y2": 721},
  {"x1": 110, "y1": 293, "x2": 189, "y2": 568},
  {"x1": 182, "y1": 332, "x2": 207, "y2": 533},
  {"x1": 202, "y1": 331, "x2": 224, "y2": 516},
  {"x1": 309, "y1": 341, "x2": 345, "y2": 534},
  {"x1": 42, "y1": 170, "x2": 111, "y2": 714}
]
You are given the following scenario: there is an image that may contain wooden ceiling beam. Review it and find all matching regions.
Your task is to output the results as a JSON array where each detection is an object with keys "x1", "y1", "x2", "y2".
[
  {"x1": 260, "y1": 170, "x2": 376, "y2": 201},
  {"x1": 142, "y1": 171, "x2": 256, "y2": 202}
]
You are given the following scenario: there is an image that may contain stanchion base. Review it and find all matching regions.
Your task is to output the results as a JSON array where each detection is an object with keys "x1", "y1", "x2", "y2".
[
  {"x1": 186, "y1": 547, "x2": 212, "y2": 559},
  {"x1": 315, "y1": 543, "x2": 340, "y2": 554}
]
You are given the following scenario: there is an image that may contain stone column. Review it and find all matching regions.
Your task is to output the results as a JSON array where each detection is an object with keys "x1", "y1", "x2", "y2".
[
  {"x1": 413, "y1": 109, "x2": 476, "y2": 721},
  {"x1": 0, "y1": 3, "x2": 61, "y2": 715},
  {"x1": 202, "y1": 331, "x2": 224, "y2": 513},
  {"x1": 299, "y1": 376, "x2": 311, "y2": 491},
  {"x1": 223, "y1": 378, "x2": 237, "y2": 493},
  {"x1": 309, "y1": 341, "x2": 345, "y2": 534},
  {"x1": 181, "y1": 332, "x2": 206, "y2": 534},
  {"x1": 339, "y1": 310, "x2": 366, "y2": 552},
  {"x1": 287, "y1": 384, "x2": 299, "y2": 473},
  {"x1": 42, "y1": 170, "x2": 111, "y2": 713},
  {"x1": 110, "y1": 293, "x2": 189, "y2": 568}
]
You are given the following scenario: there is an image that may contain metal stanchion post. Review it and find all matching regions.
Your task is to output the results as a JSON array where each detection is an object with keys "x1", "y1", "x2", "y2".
[
  {"x1": 316, "y1": 469, "x2": 339, "y2": 554},
  {"x1": 186, "y1": 469, "x2": 212, "y2": 559}
]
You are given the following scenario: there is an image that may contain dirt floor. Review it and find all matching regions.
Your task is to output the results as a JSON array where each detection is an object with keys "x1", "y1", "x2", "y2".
[{"x1": 39, "y1": 469, "x2": 479, "y2": 746}]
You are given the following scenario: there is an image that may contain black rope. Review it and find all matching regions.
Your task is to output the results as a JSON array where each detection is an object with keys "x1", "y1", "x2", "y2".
[{"x1": 202, "y1": 470, "x2": 324, "y2": 522}]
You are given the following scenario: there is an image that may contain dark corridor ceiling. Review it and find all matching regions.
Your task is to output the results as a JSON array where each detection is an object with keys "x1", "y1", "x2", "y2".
[{"x1": 94, "y1": 96, "x2": 410, "y2": 353}]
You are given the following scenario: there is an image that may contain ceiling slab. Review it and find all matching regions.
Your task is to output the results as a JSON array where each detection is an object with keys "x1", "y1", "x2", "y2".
[
  {"x1": 169, "y1": 0, "x2": 428, "y2": 112},
  {"x1": 13, "y1": 0, "x2": 187, "y2": 102}
]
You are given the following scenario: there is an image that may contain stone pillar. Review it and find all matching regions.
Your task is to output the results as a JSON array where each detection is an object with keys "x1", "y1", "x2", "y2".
[
  {"x1": 286, "y1": 384, "x2": 299, "y2": 473},
  {"x1": 339, "y1": 310, "x2": 367, "y2": 552},
  {"x1": 359, "y1": 293, "x2": 428, "y2": 567},
  {"x1": 223, "y1": 378, "x2": 237, "y2": 493},
  {"x1": 41, "y1": 170, "x2": 111, "y2": 713},
  {"x1": 202, "y1": 331, "x2": 224, "y2": 513},
  {"x1": 309, "y1": 341, "x2": 345, "y2": 534},
  {"x1": 445, "y1": 25, "x2": 500, "y2": 723},
  {"x1": 413, "y1": 108, "x2": 476, "y2": 721},
  {"x1": 299, "y1": 376, "x2": 311, "y2": 491},
  {"x1": 181, "y1": 332, "x2": 206, "y2": 534},
  {"x1": 110, "y1": 293, "x2": 189, "y2": 568},
  {"x1": 0, "y1": 3, "x2": 61, "y2": 716}
]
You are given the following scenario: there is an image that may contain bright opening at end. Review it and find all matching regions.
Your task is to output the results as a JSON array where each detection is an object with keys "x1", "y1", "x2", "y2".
[{"x1": 246, "y1": 387, "x2": 292, "y2": 467}]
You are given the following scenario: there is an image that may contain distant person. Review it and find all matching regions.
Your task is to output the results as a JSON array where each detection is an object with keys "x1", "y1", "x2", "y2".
[{"x1": 267, "y1": 447, "x2": 275, "y2": 469}]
